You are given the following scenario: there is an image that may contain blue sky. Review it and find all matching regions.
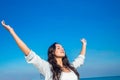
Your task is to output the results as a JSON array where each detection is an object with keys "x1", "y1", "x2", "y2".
[{"x1": 0, "y1": 0, "x2": 120, "y2": 79}]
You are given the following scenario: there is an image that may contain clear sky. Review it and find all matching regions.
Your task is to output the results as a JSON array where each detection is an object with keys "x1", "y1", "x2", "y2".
[{"x1": 0, "y1": 0, "x2": 120, "y2": 80}]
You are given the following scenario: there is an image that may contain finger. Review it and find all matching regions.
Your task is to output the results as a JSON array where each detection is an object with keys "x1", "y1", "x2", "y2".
[
  {"x1": 82, "y1": 38, "x2": 85, "y2": 41},
  {"x1": 81, "y1": 38, "x2": 86, "y2": 43},
  {"x1": 1, "y1": 20, "x2": 5, "y2": 25},
  {"x1": 1, "y1": 20, "x2": 3, "y2": 24},
  {"x1": 81, "y1": 38, "x2": 85, "y2": 41}
]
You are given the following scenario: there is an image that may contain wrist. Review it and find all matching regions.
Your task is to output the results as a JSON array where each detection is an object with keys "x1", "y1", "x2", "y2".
[
  {"x1": 9, "y1": 28, "x2": 14, "y2": 33},
  {"x1": 82, "y1": 43, "x2": 87, "y2": 46}
]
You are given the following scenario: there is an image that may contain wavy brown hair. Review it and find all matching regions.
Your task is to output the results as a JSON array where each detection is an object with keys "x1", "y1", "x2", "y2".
[{"x1": 47, "y1": 42, "x2": 79, "y2": 80}]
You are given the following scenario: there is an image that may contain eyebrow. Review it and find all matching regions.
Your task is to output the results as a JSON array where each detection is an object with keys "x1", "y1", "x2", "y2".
[
  {"x1": 56, "y1": 45, "x2": 61, "y2": 47},
  {"x1": 56, "y1": 46, "x2": 60, "y2": 47}
]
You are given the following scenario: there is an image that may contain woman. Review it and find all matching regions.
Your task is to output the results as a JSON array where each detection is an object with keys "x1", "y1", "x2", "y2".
[{"x1": 1, "y1": 20, "x2": 87, "y2": 80}]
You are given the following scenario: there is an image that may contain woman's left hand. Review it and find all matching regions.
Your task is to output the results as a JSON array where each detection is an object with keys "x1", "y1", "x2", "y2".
[{"x1": 81, "y1": 38, "x2": 87, "y2": 45}]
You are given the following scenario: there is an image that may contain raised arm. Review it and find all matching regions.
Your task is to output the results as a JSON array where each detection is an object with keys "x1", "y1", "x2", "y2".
[
  {"x1": 72, "y1": 38, "x2": 87, "y2": 68},
  {"x1": 80, "y1": 38, "x2": 87, "y2": 56},
  {"x1": 1, "y1": 20, "x2": 30, "y2": 56}
]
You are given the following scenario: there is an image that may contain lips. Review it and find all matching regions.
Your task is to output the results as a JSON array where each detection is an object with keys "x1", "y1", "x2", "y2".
[{"x1": 61, "y1": 51, "x2": 64, "y2": 53}]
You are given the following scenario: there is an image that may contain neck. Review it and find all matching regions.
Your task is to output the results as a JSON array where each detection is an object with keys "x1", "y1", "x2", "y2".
[{"x1": 55, "y1": 57, "x2": 63, "y2": 67}]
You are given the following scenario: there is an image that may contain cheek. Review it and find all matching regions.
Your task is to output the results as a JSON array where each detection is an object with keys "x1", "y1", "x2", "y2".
[
  {"x1": 54, "y1": 50, "x2": 60, "y2": 56},
  {"x1": 54, "y1": 50, "x2": 65, "y2": 57}
]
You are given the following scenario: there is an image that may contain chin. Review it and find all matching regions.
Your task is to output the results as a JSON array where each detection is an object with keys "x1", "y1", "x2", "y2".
[
  {"x1": 56, "y1": 55, "x2": 65, "y2": 58},
  {"x1": 61, "y1": 55, "x2": 65, "y2": 58}
]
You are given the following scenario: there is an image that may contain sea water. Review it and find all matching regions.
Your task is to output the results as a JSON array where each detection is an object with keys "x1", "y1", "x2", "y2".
[{"x1": 81, "y1": 76, "x2": 120, "y2": 80}]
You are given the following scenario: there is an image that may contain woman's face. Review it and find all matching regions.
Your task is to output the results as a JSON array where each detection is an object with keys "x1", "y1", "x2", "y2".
[{"x1": 54, "y1": 44, "x2": 65, "y2": 58}]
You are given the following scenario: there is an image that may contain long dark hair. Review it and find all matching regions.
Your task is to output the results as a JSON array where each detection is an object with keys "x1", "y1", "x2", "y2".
[{"x1": 47, "y1": 42, "x2": 79, "y2": 80}]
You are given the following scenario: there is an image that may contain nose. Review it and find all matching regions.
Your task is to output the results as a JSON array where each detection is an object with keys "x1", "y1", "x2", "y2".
[{"x1": 61, "y1": 48, "x2": 64, "y2": 51}]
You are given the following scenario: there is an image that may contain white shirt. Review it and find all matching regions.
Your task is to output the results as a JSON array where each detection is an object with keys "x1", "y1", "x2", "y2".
[
  {"x1": 60, "y1": 70, "x2": 78, "y2": 80},
  {"x1": 25, "y1": 50, "x2": 85, "y2": 80}
]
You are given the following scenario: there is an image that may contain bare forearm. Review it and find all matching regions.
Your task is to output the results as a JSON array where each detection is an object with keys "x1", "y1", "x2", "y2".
[
  {"x1": 80, "y1": 44, "x2": 86, "y2": 56},
  {"x1": 9, "y1": 29, "x2": 30, "y2": 56}
]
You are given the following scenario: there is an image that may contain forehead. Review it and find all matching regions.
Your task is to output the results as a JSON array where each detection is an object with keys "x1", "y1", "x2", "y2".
[{"x1": 55, "y1": 44, "x2": 62, "y2": 47}]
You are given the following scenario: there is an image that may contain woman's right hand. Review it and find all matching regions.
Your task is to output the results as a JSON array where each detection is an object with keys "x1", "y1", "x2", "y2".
[
  {"x1": 1, "y1": 20, "x2": 30, "y2": 55},
  {"x1": 1, "y1": 20, "x2": 13, "y2": 31}
]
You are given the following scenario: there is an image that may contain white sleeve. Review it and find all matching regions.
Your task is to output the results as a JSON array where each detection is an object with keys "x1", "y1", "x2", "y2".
[
  {"x1": 25, "y1": 50, "x2": 49, "y2": 76},
  {"x1": 71, "y1": 55, "x2": 85, "y2": 69}
]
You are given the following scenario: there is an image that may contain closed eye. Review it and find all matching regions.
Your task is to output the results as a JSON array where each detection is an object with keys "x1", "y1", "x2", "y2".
[{"x1": 57, "y1": 47, "x2": 60, "y2": 49}]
